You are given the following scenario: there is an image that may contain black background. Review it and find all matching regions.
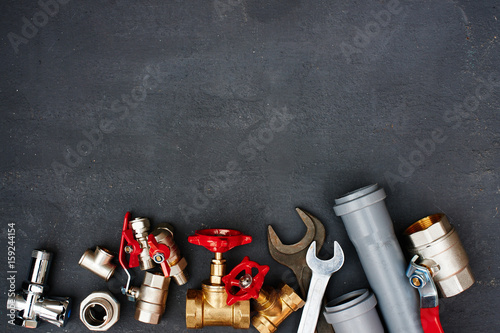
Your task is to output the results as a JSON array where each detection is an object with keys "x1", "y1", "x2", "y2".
[{"x1": 1, "y1": 0, "x2": 499, "y2": 332}]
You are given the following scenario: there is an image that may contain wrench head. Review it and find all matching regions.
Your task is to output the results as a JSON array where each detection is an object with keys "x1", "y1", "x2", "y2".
[{"x1": 306, "y1": 241, "x2": 344, "y2": 276}]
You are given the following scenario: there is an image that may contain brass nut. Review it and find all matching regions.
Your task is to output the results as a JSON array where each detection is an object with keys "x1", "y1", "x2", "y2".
[
  {"x1": 80, "y1": 292, "x2": 120, "y2": 331},
  {"x1": 405, "y1": 214, "x2": 475, "y2": 297}
]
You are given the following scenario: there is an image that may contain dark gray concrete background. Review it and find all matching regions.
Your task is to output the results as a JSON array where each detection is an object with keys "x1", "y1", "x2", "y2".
[{"x1": 1, "y1": 0, "x2": 499, "y2": 332}]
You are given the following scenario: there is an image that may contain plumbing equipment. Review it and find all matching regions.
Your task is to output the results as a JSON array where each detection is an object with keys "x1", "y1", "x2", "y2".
[
  {"x1": 404, "y1": 213, "x2": 474, "y2": 298},
  {"x1": 222, "y1": 256, "x2": 305, "y2": 333},
  {"x1": 152, "y1": 223, "x2": 189, "y2": 285},
  {"x1": 79, "y1": 246, "x2": 116, "y2": 281},
  {"x1": 129, "y1": 217, "x2": 155, "y2": 271},
  {"x1": 333, "y1": 184, "x2": 422, "y2": 333},
  {"x1": 297, "y1": 241, "x2": 344, "y2": 333},
  {"x1": 80, "y1": 291, "x2": 119, "y2": 331},
  {"x1": 186, "y1": 228, "x2": 252, "y2": 329},
  {"x1": 323, "y1": 289, "x2": 384, "y2": 333},
  {"x1": 7, "y1": 250, "x2": 72, "y2": 328},
  {"x1": 132, "y1": 272, "x2": 170, "y2": 324}
]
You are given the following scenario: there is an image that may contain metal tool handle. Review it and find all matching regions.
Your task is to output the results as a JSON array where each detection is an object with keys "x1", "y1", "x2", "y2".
[
  {"x1": 421, "y1": 307, "x2": 444, "y2": 333},
  {"x1": 297, "y1": 274, "x2": 330, "y2": 333}
]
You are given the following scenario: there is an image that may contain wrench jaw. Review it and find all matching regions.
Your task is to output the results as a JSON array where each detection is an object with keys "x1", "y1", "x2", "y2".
[{"x1": 306, "y1": 242, "x2": 345, "y2": 276}]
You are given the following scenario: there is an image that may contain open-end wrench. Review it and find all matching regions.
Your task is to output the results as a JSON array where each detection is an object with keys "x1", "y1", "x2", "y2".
[
  {"x1": 297, "y1": 241, "x2": 344, "y2": 333},
  {"x1": 268, "y1": 208, "x2": 333, "y2": 333},
  {"x1": 267, "y1": 208, "x2": 325, "y2": 297}
]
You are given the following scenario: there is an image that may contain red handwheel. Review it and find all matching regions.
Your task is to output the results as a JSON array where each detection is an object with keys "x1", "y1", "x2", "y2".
[
  {"x1": 188, "y1": 229, "x2": 252, "y2": 253},
  {"x1": 222, "y1": 256, "x2": 270, "y2": 305}
]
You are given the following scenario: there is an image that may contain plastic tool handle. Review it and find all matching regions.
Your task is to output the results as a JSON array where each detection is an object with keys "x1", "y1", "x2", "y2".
[
  {"x1": 222, "y1": 256, "x2": 269, "y2": 305},
  {"x1": 187, "y1": 229, "x2": 252, "y2": 253},
  {"x1": 119, "y1": 211, "x2": 141, "y2": 269},
  {"x1": 421, "y1": 307, "x2": 444, "y2": 333}
]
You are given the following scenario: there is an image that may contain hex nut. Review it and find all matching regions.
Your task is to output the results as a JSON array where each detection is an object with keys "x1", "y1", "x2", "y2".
[{"x1": 80, "y1": 292, "x2": 120, "y2": 331}]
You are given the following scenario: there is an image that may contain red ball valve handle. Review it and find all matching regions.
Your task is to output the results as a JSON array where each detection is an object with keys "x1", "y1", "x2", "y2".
[
  {"x1": 222, "y1": 256, "x2": 270, "y2": 305},
  {"x1": 148, "y1": 234, "x2": 171, "y2": 277},
  {"x1": 421, "y1": 307, "x2": 444, "y2": 333},
  {"x1": 119, "y1": 212, "x2": 141, "y2": 269},
  {"x1": 187, "y1": 229, "x2": 252, "y2": 253}
]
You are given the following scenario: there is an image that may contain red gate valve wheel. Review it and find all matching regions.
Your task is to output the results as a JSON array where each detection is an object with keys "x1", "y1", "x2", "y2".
[
  {"x1": 222, "y1": 256, "x2": 270, "y2": 305},
  {"x1": 147, "y1": 234, "x2": 171, "y2": 277},
  {"x1": 119, "y1": 211, "x2": 142, "y2": 269},
  {"x1": 187, "y1": 229, "x2": 252, "y2": 253}
]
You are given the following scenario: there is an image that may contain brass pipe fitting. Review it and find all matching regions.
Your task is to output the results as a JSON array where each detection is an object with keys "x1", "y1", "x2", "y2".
[
  {"x1": 134, "y1": 272, "x2": 170, "y2": 324},
  {"x1": 152, "y1": 223, "x2": 189, "y2": 285},
  {"x1": 129, "y1": 217, "x2": 155, "y2": 270},
  {"x1": 404, "y1": 213, "x2": 474, "y2": 298},
  {"x1": 252, "y1": 283, "x2": 305, "y2": 333},
  {"x1": 79, "y1": 246, "x2": 116, "y2": 281},
  {"x1": 186, "y1": 253, "x2": 251, "y2": 329},
  {"x1": 80, "y1": 291, "x2": 120, "y2": 331}
]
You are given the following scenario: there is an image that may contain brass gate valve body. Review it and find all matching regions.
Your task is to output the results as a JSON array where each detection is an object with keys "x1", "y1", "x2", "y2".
[{"x1": 186, "y1": 229, "x2": 252, "y2": 329}]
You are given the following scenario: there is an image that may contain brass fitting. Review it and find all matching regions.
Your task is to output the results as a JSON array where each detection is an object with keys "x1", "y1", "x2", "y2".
[
  {"x1": 152, "y1": 223, "x2": 189, "y2": 285},
  {"x1": 186, "y1": 252, "x2": 251, "y2": 329},
  {"x1": 80, "y1": 291, "x2": 120, "y2": 331},
  {"x1": 404, "y1": 213, "x2": 474, "y2": 298},
  {"x1": 133, "y1": 272, "x2": 170, "y2": 324},
  {"x1": 79, "y1": 246, "x2": 116, "y2": 281},
  {"x1": 252, "y1": 283, "x2": 305, "y2": 333},
  {"x1": 129, "y1": 217, "x2": 155, "y2": 270}
]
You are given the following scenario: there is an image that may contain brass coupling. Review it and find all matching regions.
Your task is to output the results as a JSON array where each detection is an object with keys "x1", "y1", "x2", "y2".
[
  {"x1": 80, "y1": 291, "x2": 120, "y2": 331},
  {"x1": 133, "y1": 272, "x2": 170, "y2": 324},
  {"x1": 129, "y1": 217, "x2": 155, "y2": 270},
  {"x1": 79, "y1": 246, "x2": 116, "y2": 281},
  {"x1": 252, "y1": 283, "x2": 305, "y2": 333},
  {"x1": 152, "y1": 223, "x2": 189, "y2": 285},
  {"x1": 404, "y1": 213, "x2": 474, "y2": 297}
]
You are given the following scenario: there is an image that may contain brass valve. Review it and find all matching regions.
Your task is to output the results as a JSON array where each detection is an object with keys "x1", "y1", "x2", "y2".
[
  {"x1": 252, "y1": 283, "x2": 305, "y2": 333},
  {"x1": 129, "y1": 217, "x2": 155, "y2": 270},
  {"x1": 186, "y1": 229, "x2": 252, "y2": 329},
  {"x1": 222, "y1": 256, "x2": 305, "y2": 333}
]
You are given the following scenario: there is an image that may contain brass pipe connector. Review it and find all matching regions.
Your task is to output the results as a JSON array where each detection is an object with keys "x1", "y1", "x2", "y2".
[
  {"x1": 404, "y1": 213, "x2": 474, "y2": 298},
  {"x1": 252, "y1": 283, "x2": 305, "y2": 333},
  {"x1": 134, "y1": 272, "x2": 170, "y2": 324},
  {"x1": 186, "y1": 253, "x2": 251, "y2": 329},
  {"x1": 152, "y1": 223, "x2": 189, "y2": 285},
  {"x1": 129, "y1": 217, "x2": 155, "y2": 270},
  {"x1": 80, "y1": 291, "x2": 120, "y2": 331},
  {"x1": 79, "y1": 246, "x2": 116, "y2": 281}
]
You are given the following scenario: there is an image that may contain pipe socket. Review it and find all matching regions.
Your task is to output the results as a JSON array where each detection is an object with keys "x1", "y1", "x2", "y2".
[
  {"x1": 152, "y1": 223, "x2": 189, "y2": 285},
  {"x1": 80, "y1": 292, "x2": 120, "y2": 331},
  {"x1": 7, "y1": 250, "x2": 71, "y2": 328},
  {"x1": 324, "y1": 289, "x2": 383, "y2": 333},
  {"x1": 79, "y1": 246, "x2": 116, "y2": 281},
  {"x1": 129, "y1": 217, "x2": 155, "y2": 270},
  {"x1": 404, "y1": 213, "x2": 474, "y2": 298},
  {"x1": 134, "y1": 272, "x2": 170, "y2": 324},
  {"x1": 334, "y1": 184, "x2": 422, "y2": 333}
]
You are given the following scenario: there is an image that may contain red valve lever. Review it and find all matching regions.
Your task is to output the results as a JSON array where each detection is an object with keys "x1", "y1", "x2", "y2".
[
  {"x1": 188, "y1": 229, "x2": 252, "y2": 253},
  {"x1": 119, "y1": 211, "x2": 142, "y2": 269},
  {"x1": 421, "y1": 307, "x2": 444, "y2": 333},
  {"x1": 222, "y1": 256, "x2": 269, "y2": 305},
  {"x1": 148, "y1": 234, "x2": 171, "y2": 277}
]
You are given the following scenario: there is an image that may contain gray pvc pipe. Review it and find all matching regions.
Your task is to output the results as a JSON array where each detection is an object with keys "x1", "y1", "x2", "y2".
[
  {"x1": 333, "y1": 184, "x2": 422, "y2": 333},
  {"x1": 324, "y1": 289, "x2": 383, "y2": 333}
]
